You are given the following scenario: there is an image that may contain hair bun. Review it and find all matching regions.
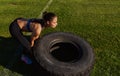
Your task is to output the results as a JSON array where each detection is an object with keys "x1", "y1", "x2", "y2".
[{"x1": 43, "y1": 11, "x2": 48, "y2": 15}]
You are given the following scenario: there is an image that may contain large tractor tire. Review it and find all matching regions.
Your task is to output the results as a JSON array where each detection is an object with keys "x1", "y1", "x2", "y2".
[{"x1": 33, "y1": 32, "x2": 94, "y2": 76}]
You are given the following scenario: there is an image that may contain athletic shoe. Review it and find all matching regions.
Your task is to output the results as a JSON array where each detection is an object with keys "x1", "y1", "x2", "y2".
[{"x1": 21, "y1": 54, "x2": 32, "y2": 64}]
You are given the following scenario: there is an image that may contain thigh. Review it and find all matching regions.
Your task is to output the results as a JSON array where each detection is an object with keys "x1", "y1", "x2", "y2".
[{"x1": 9, "y1": 21, "x2": 31, "y2": 51}]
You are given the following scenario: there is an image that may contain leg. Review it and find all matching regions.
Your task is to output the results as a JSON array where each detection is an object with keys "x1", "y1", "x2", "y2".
[{"x1": 9, "y1": 21, "x2": 31, "y2": 53}]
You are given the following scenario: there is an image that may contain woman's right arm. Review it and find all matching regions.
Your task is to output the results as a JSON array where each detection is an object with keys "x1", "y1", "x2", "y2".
[{"x1": 31, "y1": 23, "x2": 41, "y2": 47}]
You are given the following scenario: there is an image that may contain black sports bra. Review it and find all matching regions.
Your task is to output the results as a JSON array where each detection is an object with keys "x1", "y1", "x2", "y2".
[
  {"x1": 26, "y1": 19, "x2": 31, "y2": 32},
  {"x1": 26, "y1": 19, "x2": 45, "y2": 32}
]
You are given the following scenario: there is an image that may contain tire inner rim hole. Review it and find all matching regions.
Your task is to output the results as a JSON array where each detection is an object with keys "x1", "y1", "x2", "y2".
[{"x1": 50, "y1": 42, "x2": 83, "y2": 62}]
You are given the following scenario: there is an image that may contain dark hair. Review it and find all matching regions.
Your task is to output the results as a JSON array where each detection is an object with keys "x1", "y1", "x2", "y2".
[{"x1": 42, "y1": 11, "x2": 56, "y2": 21}]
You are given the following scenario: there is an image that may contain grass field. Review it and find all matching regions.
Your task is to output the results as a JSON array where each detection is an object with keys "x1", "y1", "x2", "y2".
[{"x1": 0, "y1": 0, "x2": 120, "y2": 76}]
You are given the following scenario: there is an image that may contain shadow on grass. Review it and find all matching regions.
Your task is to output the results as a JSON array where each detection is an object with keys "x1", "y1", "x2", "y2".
[{"x1": 0, "y1": 36, "x2": 51, "y2": 76}]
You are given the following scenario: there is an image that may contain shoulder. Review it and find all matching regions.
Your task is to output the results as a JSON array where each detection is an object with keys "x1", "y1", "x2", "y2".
[
  {"x1": 32, "y1": 23, "x2": 42, "y2": 32},
  {"x1": 30, "y1": 18, "x2": 44, "y2": 25},
  {"x1": 31, "y1": 23, "x2": 42, "y2": 35}
]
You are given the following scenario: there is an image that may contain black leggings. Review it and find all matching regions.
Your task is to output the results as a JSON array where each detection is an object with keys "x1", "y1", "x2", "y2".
[{"x1": 9, "y1": 18, "x2": 31, "y2": 53}]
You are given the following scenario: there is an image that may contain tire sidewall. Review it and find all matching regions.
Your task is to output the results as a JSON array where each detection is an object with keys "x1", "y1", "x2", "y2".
[{"x1": 33, "y1": 32, "x2": 94, "y2": 75}]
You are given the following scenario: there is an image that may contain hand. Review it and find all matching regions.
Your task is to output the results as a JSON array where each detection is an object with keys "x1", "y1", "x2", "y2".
[{"x1": 31, "y1": 41, "x2": 34, "y2": 47}]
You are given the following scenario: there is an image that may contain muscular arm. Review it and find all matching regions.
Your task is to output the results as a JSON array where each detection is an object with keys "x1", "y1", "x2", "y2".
[{"x1": 31, "y1": 23, "x2": 41, "y2": 47}]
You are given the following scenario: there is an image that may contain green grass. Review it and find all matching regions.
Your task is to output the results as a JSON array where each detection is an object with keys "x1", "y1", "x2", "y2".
[{"x1": 0, "y1": 0, "x2": 120, "y2": 76}]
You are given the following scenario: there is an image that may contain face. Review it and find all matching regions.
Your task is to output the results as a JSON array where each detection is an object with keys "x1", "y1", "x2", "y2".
[{"x1": 47, "y1": 17, "x2": 57, "y2": 28}]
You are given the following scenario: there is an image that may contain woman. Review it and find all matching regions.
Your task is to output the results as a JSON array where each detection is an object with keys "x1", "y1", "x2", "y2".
[{"x1": 9, "y1": 12, "x2": 57, "y2": 64}]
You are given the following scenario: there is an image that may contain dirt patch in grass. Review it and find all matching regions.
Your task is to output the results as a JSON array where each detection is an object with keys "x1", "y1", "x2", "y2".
[{"x1": 8, "y1": 2, "x2": 21, "y2": 6}]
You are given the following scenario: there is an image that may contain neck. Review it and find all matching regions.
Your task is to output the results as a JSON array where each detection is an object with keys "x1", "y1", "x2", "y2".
[{"x1": 43, "y1": 23, "x2": 49, "y2": 27}]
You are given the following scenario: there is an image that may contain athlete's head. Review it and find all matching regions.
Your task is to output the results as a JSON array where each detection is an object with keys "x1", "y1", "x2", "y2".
[{"x1": 42, "y1": 11, "x2": 57, "y2": 28}]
